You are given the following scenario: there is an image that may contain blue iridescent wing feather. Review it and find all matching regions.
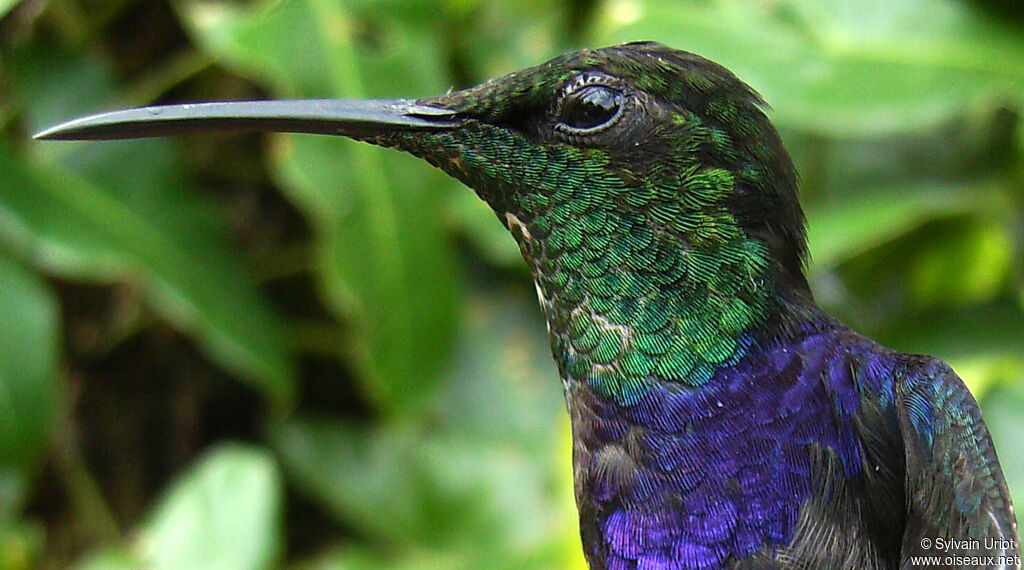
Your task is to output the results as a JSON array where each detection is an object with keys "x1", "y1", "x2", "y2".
[{"x1": 896, "y1": 360, "x2": 1019, "y2": 568}]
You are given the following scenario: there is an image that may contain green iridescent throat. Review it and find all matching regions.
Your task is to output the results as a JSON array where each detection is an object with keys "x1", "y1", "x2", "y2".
[
  {"x1": 387, "y1": 119, "x2": 775, "y2": 405},
  {"x1": 371, "y1": 45, "x2": 801, "y2": 405}
]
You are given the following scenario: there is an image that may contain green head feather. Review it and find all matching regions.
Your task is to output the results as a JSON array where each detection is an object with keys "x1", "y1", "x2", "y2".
[{"x1": 377, "y1": 42, "x2": 809, "y2": 401}]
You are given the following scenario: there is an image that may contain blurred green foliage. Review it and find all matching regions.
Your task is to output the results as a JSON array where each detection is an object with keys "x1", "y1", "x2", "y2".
[{"x1": 0, "y1": 0, "x2": 1022, "y2": 568}]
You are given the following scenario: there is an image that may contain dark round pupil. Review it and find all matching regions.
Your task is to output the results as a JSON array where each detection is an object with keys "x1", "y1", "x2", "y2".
[{"x1": 562, "y1": 85, "x2": 621, "y2": 130}]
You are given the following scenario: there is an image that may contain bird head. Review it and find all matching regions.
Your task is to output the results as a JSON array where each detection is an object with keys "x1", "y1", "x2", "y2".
[
  {"x1": 38, "y1": 42, "x2": 810, "y2": 393},
  {"x1": 382, "y1": 42, "x2": 808, "y2": 297}
]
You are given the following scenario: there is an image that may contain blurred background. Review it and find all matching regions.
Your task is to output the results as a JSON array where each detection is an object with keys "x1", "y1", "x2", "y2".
[{"x1": 1, "y1": 0, "x2": 1022, "y2": 568}]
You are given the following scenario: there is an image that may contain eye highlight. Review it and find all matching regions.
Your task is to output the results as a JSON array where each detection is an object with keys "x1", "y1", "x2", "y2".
[{"x1": 555, "y1": 75, "x2": 624, "y2": 135}]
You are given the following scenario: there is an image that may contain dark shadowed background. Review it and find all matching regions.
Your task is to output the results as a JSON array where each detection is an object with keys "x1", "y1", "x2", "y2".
[{"x1": 1, "y1": 0, "x2": 1022, "y2": 568}]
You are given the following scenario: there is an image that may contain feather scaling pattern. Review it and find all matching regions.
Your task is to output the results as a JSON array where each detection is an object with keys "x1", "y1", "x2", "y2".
[
  {"x1": 377, "y1": 43, "x2": 1020, "y2": 569},
  {"x1": 37, "y1": 42, "x2": 1020, "y2": 570}
]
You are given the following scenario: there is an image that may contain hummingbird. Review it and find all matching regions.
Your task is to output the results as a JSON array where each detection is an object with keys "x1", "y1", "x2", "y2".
[{"x1": 38, "y1": 42, "x2": 1019, "y2": 569}]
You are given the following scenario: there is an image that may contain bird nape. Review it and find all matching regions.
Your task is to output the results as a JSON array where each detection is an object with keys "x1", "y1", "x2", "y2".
[{"x1": 38, "y1": 42, "x2": 1020, "y2": 570}]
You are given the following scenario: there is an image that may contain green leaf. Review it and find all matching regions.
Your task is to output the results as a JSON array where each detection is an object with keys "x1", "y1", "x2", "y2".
[
  {"x1": 179, "y1": 0, "x2": 459, "y2": 413},
  {"x1": 71, "y1": 548, "x2": 146, "y2": 570},
  {"x1": 447, "y1": 190, "x2": 523, "y2": 268},
  {"x1": 0, "y1": 250, "x2": 59, "y2": 478},
  {"x1": 273, "y1": 417, "x2": 431, "y2": 543},
  {"x1": 9, "y1": 44, "x2": 118, "y2": 139},
  {"x1": 879, "y1": 302, "x2": 1024, "y2": 397},
  {"x1": 276, "y1": 417, "x2": 585, "y2": 567},
  {"x1": 454, "y1": 0, "x2": 573, "y2": 80},
  {"x1": 275, "y1": 287, "x2": 585, "y2": 567},
  {"x1": 274, "y1": 419, "x2": 532, "y2": 549},
  {"x1": 71, "y1": 445, "x2": 282, "y2": 570},
  {"x1": 0, "y1": 516, "x2": 45, "y2": 570},
  {"x1": 0, "y1": 0, "x2": 19, "y2": 19},
  {"x1": 805, "y1": 181, "x2": 1004, "y2": 270},
  {"x1": 591, "y1": 0, "x2": 1024, "y2": 136},
  {"x1": 432, "y1": 287, "x2": 583, "y2": 566},
  {"x1": 291, "y1": 545, "x2": 469, "y2": 570},
  {"x1": 0, "y1": 140, "x2": 295, "y2": 411},
  {"x1": 6, "y1": 40, "x2": 296, "y2": 411},
  {"x1": 438, "y1": 287, "x2": 561, "y2": 442},
  {"x1": 908, "y1": 219, "x2": 1013, "y2": 307},
  {"x1": 291, "y1": 542, "x2": 581, "y2": 570},
  {"x1": 138, "y1": 444, "x2": 283, "y2": 570}
]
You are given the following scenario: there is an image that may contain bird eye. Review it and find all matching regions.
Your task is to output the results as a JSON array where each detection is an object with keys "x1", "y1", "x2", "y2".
[{"x1": 557, "y1": 82, "x2": 623, "y2": 134}]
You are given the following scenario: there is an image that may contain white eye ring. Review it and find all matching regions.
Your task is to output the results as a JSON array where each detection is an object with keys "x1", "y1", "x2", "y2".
[{"x1": 555, "y1": 74, "x2": 625, "y2": 135}]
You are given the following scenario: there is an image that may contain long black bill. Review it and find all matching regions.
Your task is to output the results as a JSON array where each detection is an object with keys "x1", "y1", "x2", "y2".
[{"x1": 34, "y1": 99, "x2": 462, "y2": 141}]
